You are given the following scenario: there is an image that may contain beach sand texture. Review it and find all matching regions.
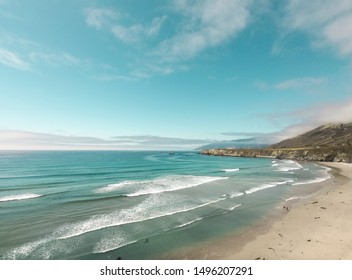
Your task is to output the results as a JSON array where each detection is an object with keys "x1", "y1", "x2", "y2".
[{"x1": 228, "y1": 162, "x2": 352, "y2": 260}]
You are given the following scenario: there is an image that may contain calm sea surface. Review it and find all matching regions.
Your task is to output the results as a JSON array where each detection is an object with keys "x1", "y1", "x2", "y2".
[{"x1": 0, "y1": 151, "x2": 330, "y2": 259}]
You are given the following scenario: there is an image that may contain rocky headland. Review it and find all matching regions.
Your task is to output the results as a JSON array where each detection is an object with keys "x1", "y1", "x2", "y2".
[{"x1": 201, "y1": 123, "x2": 352, "y2": 163}]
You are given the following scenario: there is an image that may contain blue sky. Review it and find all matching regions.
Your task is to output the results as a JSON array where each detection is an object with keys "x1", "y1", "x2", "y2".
[{"x1": 1, "y1": 0, "x2": 352, "y2": 150}]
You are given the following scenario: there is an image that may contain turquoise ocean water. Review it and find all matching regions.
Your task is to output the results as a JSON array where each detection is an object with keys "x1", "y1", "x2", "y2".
[{"x1": 0, "y1": 151, "x2": 330, "y2": 259}]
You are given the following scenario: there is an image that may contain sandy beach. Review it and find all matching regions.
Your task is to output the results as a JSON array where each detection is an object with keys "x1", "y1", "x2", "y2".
[{"x1": 227, "y1": 162, "x2": 352, "y2": 260}]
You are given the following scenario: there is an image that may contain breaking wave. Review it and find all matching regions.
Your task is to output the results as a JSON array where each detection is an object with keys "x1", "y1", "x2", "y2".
[
  {"x1": 245, "y1": 180, "x2": 294, "y2": 195},
  {"x1": 96, "y1": 175, "x2": 228, "y2": 196},
  {"x1": 0, "y1": 193, "x2": 43, "y2": 203},
  {"x1": 222, "y1": 168, "x2": 240, "y2": 173}
]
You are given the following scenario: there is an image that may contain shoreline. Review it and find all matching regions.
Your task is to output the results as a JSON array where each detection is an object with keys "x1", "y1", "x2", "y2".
[
  {"x1": 225, "y1": 162, "x2": 352, "y2": 260},
  {"x1": 165, "y1": 161, "x2": 352, "y2": 260}
]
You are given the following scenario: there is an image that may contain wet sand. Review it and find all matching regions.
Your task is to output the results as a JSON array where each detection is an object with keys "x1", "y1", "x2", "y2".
[{"x1": 227, "y1": 162, "x2": 352, "y2": 260}]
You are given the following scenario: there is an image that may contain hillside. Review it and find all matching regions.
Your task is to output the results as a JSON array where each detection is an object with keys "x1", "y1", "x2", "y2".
[
  {"x1": 196, "y1": 138, "x2": 267, "y2": 150},
  {"x1": 201, "y1": 123, "x2": 352, "y2": 163},
  {"x1": 270, "y1": 123, "x2": 352, "y2": 149}
]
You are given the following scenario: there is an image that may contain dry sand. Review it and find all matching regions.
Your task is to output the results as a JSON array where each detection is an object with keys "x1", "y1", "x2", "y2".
[{"x1": 227, "y1": 162, "x2": 352, "y2": 260}]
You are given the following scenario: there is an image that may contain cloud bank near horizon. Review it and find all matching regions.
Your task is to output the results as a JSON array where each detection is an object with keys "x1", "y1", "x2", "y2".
[
  {"x1": 2, "y1": 96, "x2": 352, "y2": 151},
  {"x1": 222, "y1": 97, "x2": 352, "y2": 145},
  {"x1": 0, "y1": 130, "x2": 214, "y2": 151},
  {"x1": 2, "y1": 97, "x2": 352, "y2": 151}
]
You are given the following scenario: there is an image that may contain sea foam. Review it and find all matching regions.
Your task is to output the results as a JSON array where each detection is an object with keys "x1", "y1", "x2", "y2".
[
  {"x1": 293, "y1": 167, "x2": 331, "y2": 185},
  {"x1": 56, "y1": 195, "x2": 227, "y2": 240},
  {"x1": 96, "y1": 175, "x2": 228, "y2": 196},
  {"x1": 0, "y1": 193, "x2": 43, "y2": 203},
  {"x1": 174, "y1": 217, "x2": 204, "y2": 229},
  {"x1": 245, "y1": 180, "x2": 294, "y2": 195},
  {"x1": 222, "y1": 168, "x2": 240, "y2": 172},
  {"x1": 93, "y1": 232, "x2": 137, "y2": 254},
  {"x1": 276, "y1": 160, "x2": 303, "y2": 172},
  {"x1": 292, "y1": 177, "x2": 329, "y2": 185}
]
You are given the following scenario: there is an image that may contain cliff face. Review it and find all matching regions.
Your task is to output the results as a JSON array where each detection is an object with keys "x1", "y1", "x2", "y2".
[
  {"x1": 201, "y1": 147, "x2": 352, "y2": 162},
  {"x1": 201, "y1": 123, "x2": 352, "y2": 163}
]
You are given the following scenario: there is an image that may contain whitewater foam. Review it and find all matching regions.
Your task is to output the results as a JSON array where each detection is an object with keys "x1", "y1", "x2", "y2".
[
  {"x1": 222, "y1": 168, "x2": 240, "y2": 173},
  {"x1": 245, "y1": 180, "x2": 294, "y2": 195},
  {"x1": 230, "y1": 192, "x2": 244, "y2": 198},
  {"x1": 3, "y1": 237, "x2": 50, "y2": 260},
  {"x1": 276, "y1": 160, "x2": 303, "y2": 172},
  {"x1": 174, "y1": 217, "x2": 204, "y2": 229},
  {"x1": 285, "y1": 194, "x2": 313, "y2": 201},
  {"x1": 292, "y1": 177, "x2": 329, "y2": 185},
  {"x1": 227, "y1": 204, "x2": 242, "y2": 211},
  {"x1": 56, "y1": 195, "x2": 227, "y2": 240},
  {"x1": 96, "y1": 175, "x2": 228, "y2": 196},
  {"x1": 0, "y1": 193, "x2": 43, "y2": 203},
  {"x1": 93, "y1": 232, "x2": 137, "y2": 253},
  {"x1": 293, "y1": 167, "x2": 331, "y2": 186}
]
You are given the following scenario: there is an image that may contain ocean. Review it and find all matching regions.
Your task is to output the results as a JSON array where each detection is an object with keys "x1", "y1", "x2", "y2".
[{"x1": 0, "y1": 151, "x2": 331, "y2": 260}]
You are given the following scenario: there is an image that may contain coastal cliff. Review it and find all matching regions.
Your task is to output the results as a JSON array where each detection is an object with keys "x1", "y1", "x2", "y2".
[
  {"x1": 201, "y1": 123, "x2": 352, "y2": 163},
  {"x1": 201, "y1": 147, "x2": 352, "y2": 162}
]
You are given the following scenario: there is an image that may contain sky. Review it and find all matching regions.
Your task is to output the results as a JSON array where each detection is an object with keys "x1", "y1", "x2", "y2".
[{"x1": 1, "y1": 0, "x2": 352, "y2": 150}]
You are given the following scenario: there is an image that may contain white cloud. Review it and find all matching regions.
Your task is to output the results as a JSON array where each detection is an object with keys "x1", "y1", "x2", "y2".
[
  {"x1": 84, "y1": 7, "x2": 166, "y2": 44},
  {"x1": 111, "y1": 25, "x2": 141, "y2": 44},
  {"x1": 113, "y1": 135, "x2": 212, "y2": 146},
  {"x1": 0, "y1": 47, "x2": 30, "y2": 71},
  {"x1": 285, "y1": 0, "x2": 352, "y2": 29},
  {"x1": 111, "y1": 16, "x2": 166, "y2": 44},
  {"x1": 84, "y1": 8, "x2": 117, "y2": 29},
  {"x1": 83, "y1": 2, "x2": 255, "y2": 77},
  {"x1": 293, "y1": 97, "x2": 352, "y2": 125},
  {"x1": 0, "y1": 33, "x2": 87, "y2": 71},
  {"x1": 284, "y1": 0, "x2": 352, "y2": 56},
  {"x1": 323, "y1": 14, "x2": 352, "y2": 55},
  {"x1": 261, "y1": 97, "x2": 352, "y2": 143},
  {"x1": 154, "y1": 0, "x2": 253, "y2": 61},
  {"x1": 148, "y1": 17, "x2": 167, "y2": 37}
]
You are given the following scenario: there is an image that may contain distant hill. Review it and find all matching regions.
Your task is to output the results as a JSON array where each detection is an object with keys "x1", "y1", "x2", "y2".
[
  {"x1": 201, "y1": 123, "x2": 352, "y2": 163},
  {"x1": 196, "y1": 138, "x2": 267, "y2": 150},
  {"x1": 270, "y1": 123, "x2": 352, "y2": 149}
]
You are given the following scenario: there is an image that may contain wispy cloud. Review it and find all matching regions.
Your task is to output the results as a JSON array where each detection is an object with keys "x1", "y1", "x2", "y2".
[
  {"x1": 283, "y1": 0, "x2": 352, "y2": 56},
  {"x1": 259, "y1": 97, "x2": 352, "y2": 143},
  {"x1": 113, "y1": 135, "x2": 213, "y2": 146},
  {"x1": 29, "y1": 51, "x2": 83, "y2": 67},
  {"x1": 220, "y1": 97, "x2": 352, "y2": 145},
  {"x1": 83, "y1": 1, "x2": 256, "y2": 77},
  {"x1": 0, "y1": 47, "x2": 30, "y2": 71},
  {"x1": 97, "y1": 74, "x2": 136, "y2": 82},
  {"x1": 289, "y1": 97, "x2": 352, "y2": 126},
  {"x1": 84, "y1": 8, "x2": 118, "y2": 29},
  {"x1": 0, "y1": 32, "x2": 87, "y2": 72},
  {"x1": 221, "y1": 131, "x2": 269, "y2": 138},
  {"x1": 153, "y1": 0, "x2": 253, "y2": 62},
  {"x1": 83, "y1": 6, "x2": 169, "y2": 79},
  {"x1": 273, "y1": 77, "x2": 326, "y2": 90},
  {"x1": 84, "y1": 7, "x2": 166, "y2": 44},
  {"x1": 257, "y1": 76, "x2": 327, "y2": 92},
  {"x1": 0, "y1": 131, "x2": 213, "y2": 150},
  {"x1": 111, "y1": 16, "x2": 166, "y2": 44}
]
